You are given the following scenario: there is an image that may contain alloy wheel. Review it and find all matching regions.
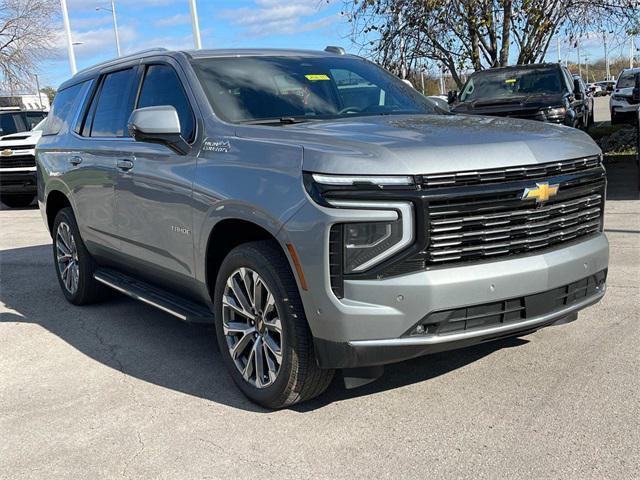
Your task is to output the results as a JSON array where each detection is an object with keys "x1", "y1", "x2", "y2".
[
  {"x1": 56, "y1": 221, "x2": 79, "y2": 294},
  {"x1": 222, "y1": 267, "x2": 283, "y2": 389}
]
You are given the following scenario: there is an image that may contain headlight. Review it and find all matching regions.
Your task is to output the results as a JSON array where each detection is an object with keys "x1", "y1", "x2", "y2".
[
  {"x1": 328, "y1": 200, "x2": 414, "y2": 273},
  {"x1": 312, "y1": 173, "x2": 414, "y2": 186},
  {"x1": 612, "y1": 94, "x2": 626, "y2": 101},
  {"x1": 545, "y1": 106, "x2": 566, "y2": 119}
]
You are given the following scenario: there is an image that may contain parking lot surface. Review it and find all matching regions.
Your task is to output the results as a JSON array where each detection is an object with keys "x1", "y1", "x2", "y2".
[{"x1": 1, "y1": 160, "x2": 639, "y2": 479}]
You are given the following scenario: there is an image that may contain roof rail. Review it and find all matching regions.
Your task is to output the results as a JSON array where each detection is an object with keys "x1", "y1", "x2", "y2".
[{"x1": 75, "y1": 47, "x2": 169, "y2": 76}]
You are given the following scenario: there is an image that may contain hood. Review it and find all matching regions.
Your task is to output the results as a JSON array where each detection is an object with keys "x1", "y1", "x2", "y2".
[
  {"x1": 613, "y1": 86, "x2": 635, "y2": 96},
  {"x1": 236, "y1": 113, "x2": 600, "y2": 175},
  {"x1": 0, "y1": 129, "x2": 42, "y2": 145},
  {"x1": 452, "y1": 94, "x2": 564, "y2": 115}
]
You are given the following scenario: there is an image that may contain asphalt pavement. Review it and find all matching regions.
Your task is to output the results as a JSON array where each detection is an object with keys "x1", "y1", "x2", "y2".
[{"x1": 1, "y1": 159, "x2": 639, "y2": 480}]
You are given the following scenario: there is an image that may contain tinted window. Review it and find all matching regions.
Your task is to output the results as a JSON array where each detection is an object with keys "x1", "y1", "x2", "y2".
[
  {"x1": 137, "y1": 65, "x2": 195, "y2": 140},
  {"x1": 42, "y1": 82, "x2": 86, "y2": 136},
  {"x1": 24, "y1": 112, "x2": 47, "y2": 130},
  {"x1": 617, "y1": 72, "x2": 638, "y2": 89},
  {"x1": 460, "y1": 67, "x2": 564, "y2": 102},
  {"x1": 191, "y1": 56, "x2": 437, "y2": 123},
  {"x1": 0, "y1": 113, "x2": 20, "y2": 136},
  {"x1": 90, "y1": 68, "x2": 137, "y2": 137}
]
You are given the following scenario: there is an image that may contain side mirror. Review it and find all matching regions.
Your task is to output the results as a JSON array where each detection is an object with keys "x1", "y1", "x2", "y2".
[
  {"x1": 447, "y1": 90, "x2": 458, "y2": 105},
  {"x1": 633, "y1": 73, "x2": 640, "y2": 103},
  {"x1": 127, "y1": 105, "x2": 189, "y2": 155},
  {"x1": 573, "y1": 79, "x2": 583, "y2": 99}
]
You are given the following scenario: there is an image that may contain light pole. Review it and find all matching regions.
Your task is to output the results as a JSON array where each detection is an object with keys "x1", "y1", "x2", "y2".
[
  {"x1": 603, "y1": 31, "x2": 610, "y2": 81},
  {"x1": 34, "y1": 74, "x2": 43, "y2": 109},
  {"x1": 96, "y1": 1, "x2": 121, "y2": 57},
  {"x1": 188, "y1": 0, "x2": 202, "y2": 49},
  {"x1": 60, "y1": 0, "x2": 77, "y2": 74}
]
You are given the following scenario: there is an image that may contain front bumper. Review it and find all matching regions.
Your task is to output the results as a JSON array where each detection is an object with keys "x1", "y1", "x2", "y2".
[
  {"x1": 0, "y1": 169, "x2": 37, "y2": 195},
  {"x1": 287, "y1": 198, "x2": 608, "y2": 367},
  {"x1": 315, "y1": 276, "x2": 605, "y2": 368}
]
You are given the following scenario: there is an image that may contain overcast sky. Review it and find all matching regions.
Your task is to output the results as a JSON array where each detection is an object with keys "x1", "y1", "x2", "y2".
[{"x1": 38, "y1": 0, "x2": 637, "y2": 89}]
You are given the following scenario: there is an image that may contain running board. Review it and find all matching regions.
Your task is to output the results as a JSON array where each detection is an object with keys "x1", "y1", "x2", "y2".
[{"x1": 94, "y1": 268, "x2": 214, "y2": 323}]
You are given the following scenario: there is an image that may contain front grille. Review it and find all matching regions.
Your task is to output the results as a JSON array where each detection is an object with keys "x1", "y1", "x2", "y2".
[
  {"x1": 407, "y1": 270, "x2": 607, "y2": 337},
  {"x1": 1, "y1": 144, "x2": 33, "y2": 152},
  {"x1": 0, "y1": 155, "x2": 36, "y2": 168},
  {"x1": 425, "y1": 165, "x2": 605, "y2": 265},
  {"x1": 420, "y1": 156, "x2": 601, "y2": 188}
]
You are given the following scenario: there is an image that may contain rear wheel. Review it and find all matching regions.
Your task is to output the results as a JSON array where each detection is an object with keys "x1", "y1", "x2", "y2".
[
  {"x1": 52, "y1": 207, "x2": 106, "y2": 305},
  {"x1": 214, "y1": 240, "x2": 334, "y2": 408},
  {"x1": 1, "y1": 194, "x2": 34, "y2": 208}
]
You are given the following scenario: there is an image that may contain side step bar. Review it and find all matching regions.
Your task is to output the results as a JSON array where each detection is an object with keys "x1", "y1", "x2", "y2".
[{"x1": 94, "y1": 268, "x2": 214, "y2": 323}]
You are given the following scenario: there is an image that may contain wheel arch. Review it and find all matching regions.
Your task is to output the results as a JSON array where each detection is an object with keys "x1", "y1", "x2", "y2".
[
  {"x1": 45, "y1": 189, "x2": 73, "y2": 235},
  {"x1": 204, "y1": 218, "x2": 305, "y2": 304}
]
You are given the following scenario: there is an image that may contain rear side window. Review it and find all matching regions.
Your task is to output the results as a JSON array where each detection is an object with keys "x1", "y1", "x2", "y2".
[
  {"x1": 88, "y1": 68, "x2": 138, "y2": 137},
  {"x1": 42, "y1": 82, "x2": 86, "y2": 136},
  {"x1": 137, "y1": 64, "x2": 195, "y2": 141}
]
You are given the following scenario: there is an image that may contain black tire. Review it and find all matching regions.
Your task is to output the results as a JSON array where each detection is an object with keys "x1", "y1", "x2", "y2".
[
  {"x1": 52, "y1": 207, "x2": 107, "y2": 305},
  {"x1": 213, "y1": 240, "x2": 334, "y2": 409},
  {"x1": 1, "y1": 194, "x2": 34, "y2": 208},
  {"x1": 611, "y1": 112, "x2": 620, "y2": 125}
]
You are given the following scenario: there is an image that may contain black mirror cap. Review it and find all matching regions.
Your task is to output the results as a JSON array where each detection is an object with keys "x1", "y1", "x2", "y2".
[
  {"x1": 129, "y1": 125, "x2": 190, "y2": 156},
  {"x1": 447, "y1": 90, "x2": 458, "y2": 104}
]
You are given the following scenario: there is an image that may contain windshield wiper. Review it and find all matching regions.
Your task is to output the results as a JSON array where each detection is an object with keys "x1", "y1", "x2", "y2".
[{"x1": 239, "y1": 117, "x2": 310, "y2": 126}]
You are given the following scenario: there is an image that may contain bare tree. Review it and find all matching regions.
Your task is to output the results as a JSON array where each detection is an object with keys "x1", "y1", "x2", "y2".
[
  {"x1": 0, "y1": 0, "x2": 58, "y2": 92},
  {"x1": 343, "y1": 0, "x2": 640, "y2": 88}
]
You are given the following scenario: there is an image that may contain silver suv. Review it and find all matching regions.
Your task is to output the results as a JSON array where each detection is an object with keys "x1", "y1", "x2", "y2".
[{"x1": 37, "y1": 48, "x2": 609, "y2": 408}]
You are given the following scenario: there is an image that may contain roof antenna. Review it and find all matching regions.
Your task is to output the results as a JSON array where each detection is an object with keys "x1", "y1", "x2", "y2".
[{"x1": 325, "y1": 46, "x2": 345, "y2": 55}]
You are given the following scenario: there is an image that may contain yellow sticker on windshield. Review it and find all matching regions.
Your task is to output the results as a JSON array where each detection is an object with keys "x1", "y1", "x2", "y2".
[
  {"x1": 505, "y1": 78, "x2": 517, "y2": 83},
  {"x1": 305, "y1": 74, "x2": 330, "y2": 81}
]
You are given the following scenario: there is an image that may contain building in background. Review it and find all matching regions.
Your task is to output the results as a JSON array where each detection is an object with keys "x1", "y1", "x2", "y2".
[{"x1": 0, "y1": 94, "x2": 50, "y2": 112}]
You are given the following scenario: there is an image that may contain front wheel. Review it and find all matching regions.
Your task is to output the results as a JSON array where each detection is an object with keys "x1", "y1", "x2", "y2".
[{"x1": 214, "y1": 240, "x2": 334, "y2": 408}]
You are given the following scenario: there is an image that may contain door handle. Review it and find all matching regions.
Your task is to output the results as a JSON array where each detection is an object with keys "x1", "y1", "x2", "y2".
[
  {"x1": 69, "y1": 156, "x2": 83, "y2": 166},
  {"x1": 117, "y1": 159, "x2": 134, "y2": 171}
]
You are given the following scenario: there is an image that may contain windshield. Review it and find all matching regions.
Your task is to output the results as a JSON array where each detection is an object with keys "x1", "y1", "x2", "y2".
[
  {"x1": 616, "y1": 72, "x2": 638, "y2": 89},
  {"x1": 0, "y1": 111, "x2": 47, "y2": 136},
  {"x1": 459, "y1": 67, "x2": 564, "y2": 102},
  {"x1": 190, "y1": 56, "x2": 438, "y2": 123}
]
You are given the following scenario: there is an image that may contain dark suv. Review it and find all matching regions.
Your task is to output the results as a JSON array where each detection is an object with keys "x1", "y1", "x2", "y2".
[{"x1": 450, "y1": 63, "x2": 591, "y2": 128}]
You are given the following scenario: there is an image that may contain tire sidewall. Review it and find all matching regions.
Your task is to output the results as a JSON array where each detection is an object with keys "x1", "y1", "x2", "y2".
[{"x1": 213, "y1": 245, "x2": 299, "y2": 407}]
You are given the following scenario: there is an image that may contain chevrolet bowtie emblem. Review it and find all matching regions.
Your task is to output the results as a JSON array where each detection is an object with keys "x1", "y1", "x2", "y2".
[
  {"x1": 522, "y1": 182, "x2": 559, "y2": 203},
  {"x1": 1, "y1": 149, "x2": 12, "y2": 156}
]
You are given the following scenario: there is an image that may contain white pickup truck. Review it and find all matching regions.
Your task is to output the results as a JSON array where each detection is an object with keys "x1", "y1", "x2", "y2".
[{"x1": 0, "y1": 114, "x2": 46, "y2": 208}]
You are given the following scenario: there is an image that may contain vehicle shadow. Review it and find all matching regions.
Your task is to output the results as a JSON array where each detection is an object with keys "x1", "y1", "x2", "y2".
[
  {"x1": 605, "y1": 156, "x2": 639, "y2": 201},
  {"x1": 0, "y1": 244, "x2": 529, "y2": 413}
]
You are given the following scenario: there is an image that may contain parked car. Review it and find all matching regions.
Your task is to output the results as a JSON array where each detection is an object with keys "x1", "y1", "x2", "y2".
[
  {"x1": 610, "y1": 67, "x2": 640, "y2": 124},
  {"x1": 449, "y1": 63, "x2": 591, "y2": 129},
  {"x1": 596, "y1": 80, "x2": 616, "y2": 95},
  {"x1": 37, "y1": 48, "x2": 609, "y2": 408},
  {"x1": 0, "y1": 115, "x2": 46, "y2": 208},
  {"x1": 587, "y1": 82, "x2": 604, "y2": 96},
  {"x1": 573, "y1": 74, "x2": 594, "y2": 128}
]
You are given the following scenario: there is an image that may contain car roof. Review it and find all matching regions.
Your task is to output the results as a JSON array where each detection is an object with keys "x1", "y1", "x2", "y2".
[
  {"x1": 619, "y1": 67, "x2": 640, "y2": 76},
  {"x1": 58, "y1": 47, "x2": 354, "y2": 91}
]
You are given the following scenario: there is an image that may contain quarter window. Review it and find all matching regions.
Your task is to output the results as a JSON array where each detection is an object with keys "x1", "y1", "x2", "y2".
[
  {"x1": 137, "y1": 64, "x2": 195, "y2": 141},
  {"x1": 42, "y1": 82, "x2": 86, "y2": 136},
  {"x1": 89, "y1": 68, "x2": 138, "y2": 137}
]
